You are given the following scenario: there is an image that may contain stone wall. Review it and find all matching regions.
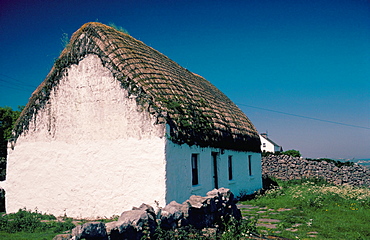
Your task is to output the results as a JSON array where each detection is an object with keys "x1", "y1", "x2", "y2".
[
  {"x1": 262, "y1": 155, "x2": 370, "y2": 187},
  {"x1": 53, "y1": 188, "x2": 241, "y2": 240}
]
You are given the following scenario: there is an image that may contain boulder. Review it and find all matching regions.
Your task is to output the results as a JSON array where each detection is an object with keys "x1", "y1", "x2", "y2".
[
  {"x1": 207, "y1": 187, "x2": 231, "y2": 199},
  {"x1": 132, "y1": 203, "x2": 155, "y2": 213},
  {"x1": 71, "y1": 222, "x2": 107, "y2": 240},
  {"x1": 159, "y1": 201, "x2": 187, "y2": 229},
  {"x1": 184, "y1": 188, "x2": 241, "y2": 229},
  {"x1": 106, "y1": 205, "x2": 157, "y2": 240}
]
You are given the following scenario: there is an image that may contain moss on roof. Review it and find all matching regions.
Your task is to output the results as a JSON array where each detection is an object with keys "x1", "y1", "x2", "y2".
[{"x1": 14, "y1": 22, "x2": 261, "y2": 152}]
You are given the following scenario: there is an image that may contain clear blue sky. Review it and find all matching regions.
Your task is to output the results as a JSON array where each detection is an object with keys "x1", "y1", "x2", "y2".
[{"x1": 0, "y1": 0, "x2": 369, "y2": 159}]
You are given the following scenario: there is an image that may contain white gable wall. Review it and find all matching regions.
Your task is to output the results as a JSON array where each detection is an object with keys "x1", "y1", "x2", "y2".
[
  {"x1": 6, "y1": 55, "x2": 167, "y2": 218},
  {"x1": 165, "y1": 140, "x2": 262, "y2": 204},
  {"x1": 260, "y1": 135, "x2": 282, "y2": 153},
  {"x1": 260, "y1": 135, "x2": 275, "y2": 153}
]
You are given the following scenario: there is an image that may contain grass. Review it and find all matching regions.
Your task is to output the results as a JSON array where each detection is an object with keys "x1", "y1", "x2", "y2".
[
  {"x1": 0, "y1": 208, "x2": 75, "y2": 240},
  {"x1": 240, "y1": 178, "x2": 370, "y2": 239},
  {"x1": 0, "y1": 231, "x2": 60, "y2": 240}
]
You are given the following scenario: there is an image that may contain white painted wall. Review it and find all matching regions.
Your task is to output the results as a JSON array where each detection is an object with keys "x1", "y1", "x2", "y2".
[
  {"x1": 165, "y1": 140, "x2": 262, "y2": 204},
  {"x1": 6, "y1": 55, "x2": 167, "y2": 218},
  {"x1": 260, "y1": 135, "x2": 276, "y2": 153}
]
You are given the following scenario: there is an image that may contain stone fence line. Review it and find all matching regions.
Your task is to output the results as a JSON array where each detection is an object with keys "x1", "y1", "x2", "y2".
[
  {"x1": 53, "y1": 188, "x2": 241, "y2": 240},
  {"x1": 262, "y1": 155, "x2": 370, "y2": 187}
]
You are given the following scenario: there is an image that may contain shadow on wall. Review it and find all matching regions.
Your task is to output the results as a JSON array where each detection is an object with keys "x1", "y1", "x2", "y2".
[{"x1": 237, "y1": 175, "x2": 278, "y2": 201}]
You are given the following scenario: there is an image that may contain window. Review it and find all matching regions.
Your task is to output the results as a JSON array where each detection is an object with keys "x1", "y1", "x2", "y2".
[
  {"x1": 212, "y1": 152, "x2": 219, "y2": 189},
  {"x1": 191, "y1": 154, "x2": 199, "y2": 185},
  {"x1": 228, "y1": 156, "x2": 233, "y2": 180},
  {"x1": 262, "y1": 143, "x2": 266, "y2": 147},
  {"x1": 248, "y1": 155, "x2": 252, "y2": 176}
]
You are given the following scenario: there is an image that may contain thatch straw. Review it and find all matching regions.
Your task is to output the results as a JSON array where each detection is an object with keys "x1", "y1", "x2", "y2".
[{"x1": 14, "y1": 22, "x2": 260, "y2": 152}]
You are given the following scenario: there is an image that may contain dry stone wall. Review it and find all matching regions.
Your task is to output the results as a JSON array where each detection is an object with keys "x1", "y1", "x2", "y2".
[
  {"x1": 262, "y1": 155, "x2": 370, "y2": 187},
  {"x1": 53, "y1": 188, "x2": 241, "y2": 240}
]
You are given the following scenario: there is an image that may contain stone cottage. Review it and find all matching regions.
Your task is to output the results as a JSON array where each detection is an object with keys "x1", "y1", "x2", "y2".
[{"x1": 5, "y1": 22, "x2": 262, "y2": 218}]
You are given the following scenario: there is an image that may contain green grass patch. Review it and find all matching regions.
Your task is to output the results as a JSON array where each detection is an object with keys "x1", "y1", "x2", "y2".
[
  {"x1": 0, "y1": 208, "x2": 75, "y2": 239},
  {"x1": 241, "y1": 178, "x2": 370, "y2": 239},
  {"x1": 0, "y1": 230, "x2": 61, "y2": 240}
]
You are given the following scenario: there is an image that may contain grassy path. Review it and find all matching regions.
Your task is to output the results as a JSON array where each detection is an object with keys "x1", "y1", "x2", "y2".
[
  {"x1": 238, "y1": 178, "x2": 370, "y2": 239},
  {"x1": 238, "y1": 203, "x2": 318, "y2": 239}
]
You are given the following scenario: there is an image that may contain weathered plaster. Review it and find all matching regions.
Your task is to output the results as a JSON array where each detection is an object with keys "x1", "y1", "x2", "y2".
[{"x1": 6, "y1": 55, "x2": 167, "y2": 218}]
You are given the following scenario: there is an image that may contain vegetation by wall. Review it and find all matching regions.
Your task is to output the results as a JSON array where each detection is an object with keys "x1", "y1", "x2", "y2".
[{"x1": 262, "y1": 154, "x2": 370, "y2": 187}]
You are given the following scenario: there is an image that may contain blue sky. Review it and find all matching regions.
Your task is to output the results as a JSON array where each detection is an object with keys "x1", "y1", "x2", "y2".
[{"x1": 0, "y1": 0, "x2": 369, "y2": 159}]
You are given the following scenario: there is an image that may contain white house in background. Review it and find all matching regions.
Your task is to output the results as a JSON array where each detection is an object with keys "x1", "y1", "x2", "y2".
[
  {"x1": 5, "y1": 22, "x2": 262, "y2": 219},
  {"x1": 260, "y1": 133, "x2": 283, "y2": 153}
]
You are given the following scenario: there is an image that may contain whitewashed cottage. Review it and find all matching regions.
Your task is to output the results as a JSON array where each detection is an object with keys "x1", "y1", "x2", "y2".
[
  {"x1": 5, "y1": 22, "x2": 262, "y2": 218},
  {"x1": 260, "y1": 133, "x2": 283, "y2": 153}
]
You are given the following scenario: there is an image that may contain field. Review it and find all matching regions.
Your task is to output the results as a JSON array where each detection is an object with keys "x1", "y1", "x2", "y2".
[{"x1": 240, "y1": 178, "x2": 370, "y2": 239}]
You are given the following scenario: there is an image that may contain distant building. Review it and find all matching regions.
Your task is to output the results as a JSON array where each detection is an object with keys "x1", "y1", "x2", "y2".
[{"x1": 260, "y1": 133, "x2": 283, "y2": 153}]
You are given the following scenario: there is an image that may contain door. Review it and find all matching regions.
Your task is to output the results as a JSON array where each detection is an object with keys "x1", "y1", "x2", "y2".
[{"x1": 212, "y1": 152, "x2": 219, "y2": 189}]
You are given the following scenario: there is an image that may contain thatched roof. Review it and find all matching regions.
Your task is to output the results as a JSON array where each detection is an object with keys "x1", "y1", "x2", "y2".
[{"x1": 14, "y1": 22, "x2": 260, "y2": 152}]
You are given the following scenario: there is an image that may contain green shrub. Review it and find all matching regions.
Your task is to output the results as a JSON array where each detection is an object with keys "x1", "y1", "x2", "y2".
[
  {"x1": 219, "y1": 216, "x2": 257, "y2": 240},
  {"x1": 0, "y1": 209, "x2": 48, "y2": 233},
  {"x1": 0, "y1": 209, "x2": 74, "y2": 233},
  {"x1": 153, "y1": 226, "x2": 206, "y2": 239},
  {"x1": 282, "y1": 149, "x2": 301, "y2": 157},
  {"x1": 153, "y1": 216, "x2": 257, "y2": 239},
  {"x1": 262, "y1": 150, "x2": 301, "y2": 158},
  {"x1": 48, "y1": 218, "x2": 75, "y2": 233}
]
